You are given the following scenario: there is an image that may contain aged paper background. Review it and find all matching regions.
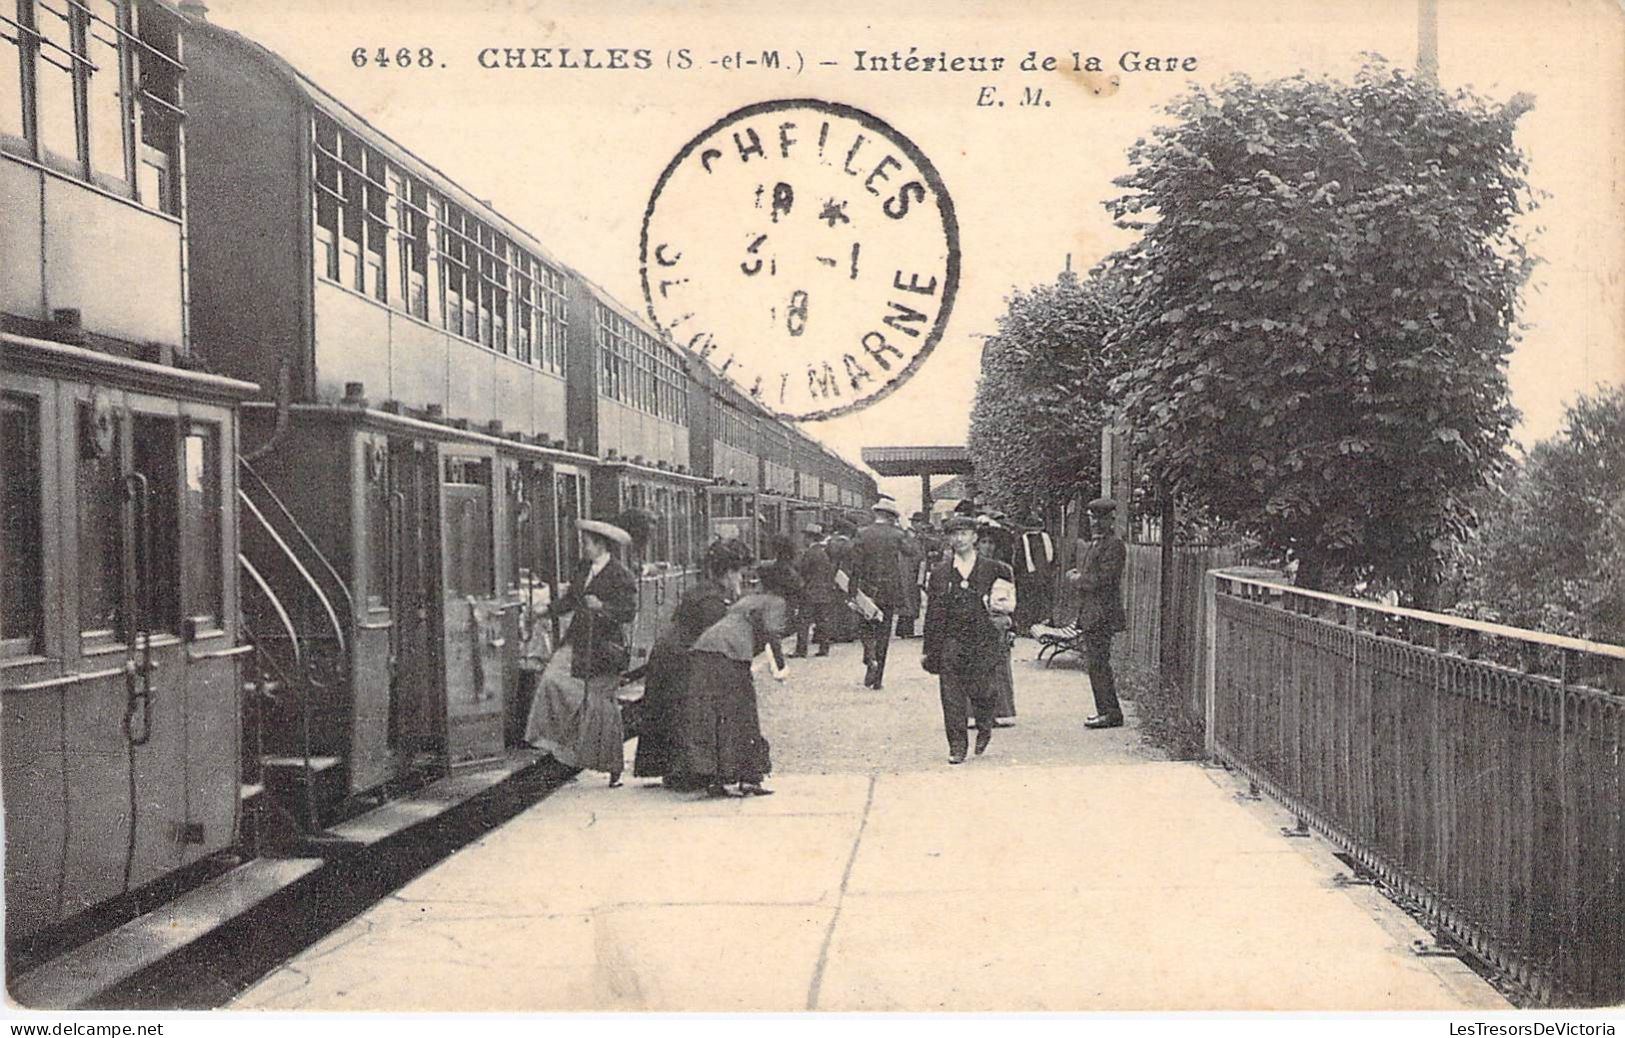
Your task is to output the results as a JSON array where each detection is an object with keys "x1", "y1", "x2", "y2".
[{"x1": 10, "y1": 0, "x2": 1613, "y2": 1021}]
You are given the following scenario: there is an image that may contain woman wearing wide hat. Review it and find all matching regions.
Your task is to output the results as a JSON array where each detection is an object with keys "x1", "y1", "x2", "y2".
[
  {"x1": 633, "y1": 538, "x2": 752, "y2": 789},
  {"x1": 680, "y1": 560, "x2": 803, "y2": 796},
  {"x1": 525, "y1": 518, "x2": 639, "y2": 785}
]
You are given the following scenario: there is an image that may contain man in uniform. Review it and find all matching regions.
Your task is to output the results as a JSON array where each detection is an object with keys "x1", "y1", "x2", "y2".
[
  {"x1": 1014, "y1": 514, "x2": 1056, "y2": 635},
  {"x1": 791, "y1": 523, "x2": 835, "y2": 658},
  {"x1": 823, "y1": 518, "x2": 858, "y2": 644},
  {"x1": 913, "y1": 511, "x2": 944, "y2": 569},
  {"x1": 851, "y1": 495, "x2": 908, "y2": 688},
  {"x1": 922, "y1": 514, "x2": 1011, "y2": 763},
  {"x1": 1066, "y1": 497, "x2": 1127, "y2": 729}
]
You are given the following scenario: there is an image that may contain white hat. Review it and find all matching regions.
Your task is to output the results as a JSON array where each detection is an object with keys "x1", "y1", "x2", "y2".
[
  {"x1": 575, "y1": 518, "x2": 631, "y2": 546},
  {"x1": 871, "y1": 496, "x2": 900, "y2": 517}
]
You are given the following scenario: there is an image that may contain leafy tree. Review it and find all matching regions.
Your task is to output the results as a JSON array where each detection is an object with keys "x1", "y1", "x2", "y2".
[
  {"x1": 1105, "y1": 58, "x2": 1536, "y2": 592},
  {"x1": 967, "y1": 269, "x2": 1122, "y2": 518},
  {"x1": 1450, "y1": 386, "x2": 1625, "y2": 643}
]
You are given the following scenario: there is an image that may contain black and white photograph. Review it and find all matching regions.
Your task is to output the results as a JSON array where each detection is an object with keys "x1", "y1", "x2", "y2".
[{"x1": 1, "y1": 0, "x2": 1622, "y2": 1023}]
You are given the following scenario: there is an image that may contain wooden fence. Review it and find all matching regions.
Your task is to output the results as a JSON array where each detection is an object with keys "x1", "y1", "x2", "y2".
[{"x1": 1121, "y1": 543, "x2": 1238, "y2": 716}]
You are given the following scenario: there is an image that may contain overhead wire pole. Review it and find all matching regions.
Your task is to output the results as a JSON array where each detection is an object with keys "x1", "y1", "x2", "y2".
[{"x1": 1418, "y1": 0, "x2": 1439, "y2": 84}]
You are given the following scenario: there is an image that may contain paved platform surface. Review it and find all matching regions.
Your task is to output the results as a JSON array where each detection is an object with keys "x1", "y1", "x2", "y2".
[{"x1": 234, "y1": 640, "x2": 1507, "y2": 1012}]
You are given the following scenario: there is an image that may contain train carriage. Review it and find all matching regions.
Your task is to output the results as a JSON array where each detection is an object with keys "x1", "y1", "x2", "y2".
[
  {"x1": 4, "y1": 333, "x2": 257, "y2": 946},
  {"x1": 0, "y1": 0, "x2": 259, "y2": 945}
]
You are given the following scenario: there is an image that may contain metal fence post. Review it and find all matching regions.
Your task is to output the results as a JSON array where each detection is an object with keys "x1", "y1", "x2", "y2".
[{"x1": 1204, "y1": 568, "x2": 1219, "y2": 759}]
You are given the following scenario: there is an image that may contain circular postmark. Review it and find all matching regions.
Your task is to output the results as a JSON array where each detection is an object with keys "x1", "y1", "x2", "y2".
[{"x1": 641, "y1": 99, "x2": 959, "y2": 422}]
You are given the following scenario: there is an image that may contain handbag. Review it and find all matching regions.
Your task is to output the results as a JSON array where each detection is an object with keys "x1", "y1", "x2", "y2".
[
  {"x1": 988, "y1": 577, "x2": 1017, "y2": 616},
  {"x1": 518, "y1": 614, "x2": 554, "y2": 673},
  {"x1": 849, "y1": 588, "x2": 882, "y2": 621}
]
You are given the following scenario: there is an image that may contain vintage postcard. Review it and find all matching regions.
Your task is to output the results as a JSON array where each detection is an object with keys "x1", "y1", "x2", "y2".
[{"x1": 2, "y1": 0, "x2": 1622, "y2": 1024}]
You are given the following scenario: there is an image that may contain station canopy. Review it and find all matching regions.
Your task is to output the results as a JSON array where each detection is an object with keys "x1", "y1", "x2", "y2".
[{"x1": 859, "y1": 445, "x2": 974, "y2": 477}]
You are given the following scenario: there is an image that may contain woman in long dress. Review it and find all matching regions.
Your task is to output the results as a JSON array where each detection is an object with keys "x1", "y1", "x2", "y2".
[
  {"x1": 525, "y1": 519, "x2": 639, "y2": 785},
  {"x1": 978, "y1": 521, "x2": 1018, "y2": 725},
  {"x1": 632, "y1": 539, "x2": 751, "y2": 789},
  {"x1": 680, "y1": 561, "x2": 803, "y2": 797}
]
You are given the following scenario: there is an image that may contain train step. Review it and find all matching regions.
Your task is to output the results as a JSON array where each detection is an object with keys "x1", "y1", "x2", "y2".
[
  {"x1": 261, "y1": 755, "x2": 344, "y2": 773},
  {"x1": 259, "y1": 756, "x2": 347, "y2": 832},
  {"x1": 10, "y1": 857, "x2": 324, "y2": 1010}
]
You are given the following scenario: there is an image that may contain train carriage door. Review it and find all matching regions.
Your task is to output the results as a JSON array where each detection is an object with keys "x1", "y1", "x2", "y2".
[
  {"x1": 388, "y1": 438, "x2": 442, "y2": 766},
  {"x1": 439, "y1": 455, "x2": 503, "y2": 766},
  {"x1": 553, "y1": 465, "x2": 585, "y2": 583},
  {"x1": 499, "y1": 456, "x2": 534, "y2": 748}
]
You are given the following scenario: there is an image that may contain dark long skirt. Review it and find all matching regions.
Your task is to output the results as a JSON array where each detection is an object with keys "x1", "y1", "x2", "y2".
[
  {"x1": 679, "y1": 652, "x2": 770, "y2": 785},
  {"x1": 524, "y1": 646, "x2": 623, "y2": 775},
  {"x1": 990, "y1": 638, "x2": 1016, "y2": 719},
  {"x1": 633, "y1": 639, "x2": 688, "y2": 778}
]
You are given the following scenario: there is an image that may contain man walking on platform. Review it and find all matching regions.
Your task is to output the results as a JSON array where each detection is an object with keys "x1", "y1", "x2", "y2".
[
  {"x1": 893, "y1": 517, "x2": 925, "y2": 639},
  {"x1": 791, "y1": 524, "x2": 834, "y2": 658},
  {"x1": 852, "y1": 495, "x2": 908, "y2": 688},
  {"x1": 922, "y1": 514, "x2": 1011, "y2": 764},
  {"x1": 1066, "y1": 498, "x2": 1127, "y2": 729}
]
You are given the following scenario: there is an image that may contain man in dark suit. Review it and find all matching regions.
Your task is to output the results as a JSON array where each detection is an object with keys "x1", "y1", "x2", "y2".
[
  {"x1": 893, "y1": 520, "x2": 925, "y2": 639},
  {"x1": 791, "y1": 524, "x2": 835, "y2": 657},
  {"x1": 922, "y1": 514, "x2": 1013, "y2": 763},
  {"x1": 1066, "y1": 498, "x2": 1127, "y2": 729},
  {"x1": 851, "y1": 495, "x2": 908, "y2": 688}
]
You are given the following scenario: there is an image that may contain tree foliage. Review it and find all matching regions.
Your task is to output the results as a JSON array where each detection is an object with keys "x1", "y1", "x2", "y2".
[
  {"x1": 967, "y1": 269, "x2": 1122, "y2": 517},
  {"x1": 1449, "y1": 386, "x2": 1625, "y2": 643},
  {"x1": 1105, "y1": 58, "x2": 1536, "y2": 590}
]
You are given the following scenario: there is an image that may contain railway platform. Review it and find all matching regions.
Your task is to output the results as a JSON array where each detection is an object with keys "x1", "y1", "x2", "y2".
[{"x1": 231, "y1": 641, "x2": 1508, "y2": 1012}]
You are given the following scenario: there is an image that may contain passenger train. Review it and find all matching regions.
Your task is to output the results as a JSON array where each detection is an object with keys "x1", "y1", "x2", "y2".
[{"x1": 0, "y1": 0, "x2": 877, "y2": 951}]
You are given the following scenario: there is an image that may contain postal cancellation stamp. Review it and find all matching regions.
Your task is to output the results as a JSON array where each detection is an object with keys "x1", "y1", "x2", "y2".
[{"x1": 640, "y1": 98, "x2": 960, "y2": 421}]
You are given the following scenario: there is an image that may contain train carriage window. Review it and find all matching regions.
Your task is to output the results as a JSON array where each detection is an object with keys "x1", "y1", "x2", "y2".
[
  {"x1": 131, "y1": 415, "x2": 179, "y2": 635},
  {"x1": 2, "y1": 395, "x2": 44, "y2": 657},
  {"x1": 513, "y1": 257, "x2": 533, "y2": 364},
  {"x1": 364, "y1": 149, "x2": 388, "y2": 303},
  {"x1": 339, "y1": 134, "x2": 366, "y2": 291},
  {"x1": 674, "y1": 490, "x2": 691, "y2": 568},
  {"x1": 691, "y1": 491, "x2": 707, "y2": 563},
  {"x1": 543, "y1": 266, "x2": 567, "y2": 376},
  {"x1": 653, "y1": 487, "x2": 671, "y2": 564},
  {"x1": 487, "y1": 231, "x2": 510, "y2": 353},
  {"x1": 555, "y1": 470, "x2": 582, "y2": 578},
  {"x1": 442, "y1": 457, "x2": 493, "y2": 597},
  {"x1": 34, "y1": 0, "x2": 79, "y2": 164},
  {"x1": 439, "y1": 202, "x2": 465, "y2": 337},
  {"x1": 363, "y1": 441, "x2": 389, "y2": 611},
  {"x1": 505, "y1": 462, "x2": 529, "y2": 592},
  {"x1": 180, "y1": 424, "x2": 221, "y2": 628},
  {"x1": 476, "y1": 225, "x2": 492, "y2": 347},
  {"x1": 86, "y1": 0, "x2": 127, "y2": 184},
  {"x1": 399, "y1": 180, "x2": 429, "y2": 320},
  {"x1": 134, "y1": 0, "x2": 181, "y2": 214},
  {"x1": 314, "y1": 117, "x2": 342, "y2": 281},
  {"x1": 0, "y1": 4, "x2": 21, "y2": 140}
]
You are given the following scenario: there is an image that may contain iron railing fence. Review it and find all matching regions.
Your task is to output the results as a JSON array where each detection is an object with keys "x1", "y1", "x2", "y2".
[{"x1": 1205, "y1": 571, "x2": 1625, "y2": 1007}]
